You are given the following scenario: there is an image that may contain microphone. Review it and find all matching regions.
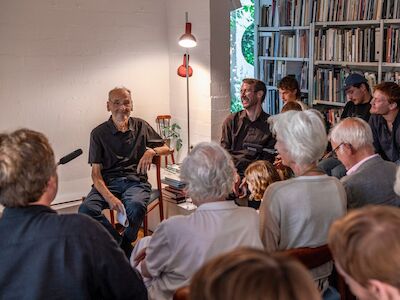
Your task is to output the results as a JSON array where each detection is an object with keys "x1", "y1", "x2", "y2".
[
  {"x1": 243, "y1": 143, "x2": 278, "y2": 155},
  {"x1": 57, "y1": 149, "x2": 83, "y2": 165}
]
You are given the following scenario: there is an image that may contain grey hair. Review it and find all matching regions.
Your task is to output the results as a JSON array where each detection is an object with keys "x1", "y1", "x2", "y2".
[
  {"x1": 108, "y1": 86, "x2": 131, "y2": 100},
  {"x1": 269, "y1": 110, "x2": 327, "y2": 165},
  {"x1": 329, "y1": 117, "x2": 373, "y2": 151},
  {"x1": 180, "y1": 142, "x2": 236, "y2": 202}
]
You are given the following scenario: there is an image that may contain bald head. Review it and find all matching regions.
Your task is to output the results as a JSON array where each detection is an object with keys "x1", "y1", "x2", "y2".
[{"x1": 330, "y1": 118, "x2": 374, "y2": 152}]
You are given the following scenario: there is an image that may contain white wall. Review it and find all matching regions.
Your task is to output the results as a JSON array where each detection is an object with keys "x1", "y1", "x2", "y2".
[{"x1": 0, "y1": 0, "x2": 230, "y2": 206}]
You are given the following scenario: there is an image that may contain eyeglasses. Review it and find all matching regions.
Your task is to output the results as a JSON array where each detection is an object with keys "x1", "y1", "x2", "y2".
[
  {"x1": 322, "y1": 142, "x2": 344, "y2": 160},
  {"x1": 109, "y1": 100, "x2": 132, "y2": 107}
]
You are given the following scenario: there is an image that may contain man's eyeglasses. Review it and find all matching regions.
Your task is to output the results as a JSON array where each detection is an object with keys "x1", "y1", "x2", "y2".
[
  {"x1": 322, "y1": 142, "x2": 344, "y2": 160},
  {"x1": 110, "y1": 100, "x2": 132, "y2": 107}
]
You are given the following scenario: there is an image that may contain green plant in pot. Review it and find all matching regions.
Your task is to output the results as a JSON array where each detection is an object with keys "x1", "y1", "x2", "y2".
[{"x1": 161, "y1": 123, "x2": 182, "y2": 152}]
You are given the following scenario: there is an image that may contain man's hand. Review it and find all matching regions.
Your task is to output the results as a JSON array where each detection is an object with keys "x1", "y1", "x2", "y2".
[
  {"x1": 106, "y1": 195, "x2": 124, "y2": 213},
  {"x1": 232, "y1": 173, "x2": 247, "y2": 197},
  {"x1": 134, "y1": 247, "x2": 147, "y2": 267},
  {"x1": 137, "y1": 149, "x2": 156, "y2": 174}
]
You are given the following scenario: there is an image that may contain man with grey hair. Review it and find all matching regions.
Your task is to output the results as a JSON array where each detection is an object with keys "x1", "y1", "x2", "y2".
[
  {"x1": 0, "y1": 129, "x2": 147, "y2": 299},
  {"x1": 79, "y1": 87, "x2": 170, "y2": 256},
  {"x1": 131, "y1": 142, "x2": 263, "y2": 300},
  {"x1": 330, "y1": 117, "x2": 400, "y2": 208}
]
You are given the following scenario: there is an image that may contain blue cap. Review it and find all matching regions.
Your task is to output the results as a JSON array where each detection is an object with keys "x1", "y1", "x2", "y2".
[{"x1": 344, "y1": 73, "x2": 368, "y2": 90}]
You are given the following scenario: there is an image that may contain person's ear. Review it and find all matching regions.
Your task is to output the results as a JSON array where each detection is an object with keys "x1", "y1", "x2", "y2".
[
  {"x1": 367, "y1": 279, "x2": 393, "y2": 300},
  {"x1": 256, "y1": 90, "x2": 264, "y2": 100},
  {"x1": 107, "y1": 101, "x2": 111, "y2": 112},
  {"x1": 389, "y1": 102, "x2": 397, "y2": 110}
]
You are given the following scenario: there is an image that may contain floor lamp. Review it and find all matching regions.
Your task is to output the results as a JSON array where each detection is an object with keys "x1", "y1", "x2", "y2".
[{"x1": 178, "y1": 12, "x2": 197, "y2": 154}]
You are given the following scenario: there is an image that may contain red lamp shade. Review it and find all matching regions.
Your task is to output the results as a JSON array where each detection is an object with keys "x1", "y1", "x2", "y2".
[
  {"x1": 178, "y1": 23, "x2": 197, "y2": 48},
  {"x1": 177, "y1": 54, "x2": 193, "y2": 77}
]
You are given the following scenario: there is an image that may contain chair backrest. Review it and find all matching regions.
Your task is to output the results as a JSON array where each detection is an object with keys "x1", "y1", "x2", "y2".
[
  {"x1": 156, "y1": 115, "x2": 172, "y2": 139},
  {"x1": 173, "y1": 286, "x2": 190, "y2": 300},
  {"x1": 279, "y1": 245, "x2": 332, "y2": 269}
]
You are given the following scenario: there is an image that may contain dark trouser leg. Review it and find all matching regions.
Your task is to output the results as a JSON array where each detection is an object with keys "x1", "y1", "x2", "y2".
[
  {"x1": 122, "y1": 181, "x2": 151, "y2": 243},
  {"x1": 78, "y1": 187, "x2": 121, "y2": 243}
]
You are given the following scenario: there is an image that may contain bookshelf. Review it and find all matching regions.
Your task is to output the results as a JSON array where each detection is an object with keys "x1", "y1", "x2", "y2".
[{"x1": 255, "y1": 0, "x2": 400, "y2": 118}]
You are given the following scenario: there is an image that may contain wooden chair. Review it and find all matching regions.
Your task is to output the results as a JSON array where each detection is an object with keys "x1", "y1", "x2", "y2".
[
  {"x1": 156, "y1": 115, "x2": 175, "y2": 166},
  {"x1": 173, "y1": 286, "x2": 190, "y2": 300},
  {"x1": 110, "y1": 154, "x2": 164, "y2": 236},
  {"x1": 279, "y1": 245, "x2": 356, "y2": 300}
]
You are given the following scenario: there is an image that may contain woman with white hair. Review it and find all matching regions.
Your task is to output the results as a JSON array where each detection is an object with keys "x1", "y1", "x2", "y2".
[
  {"x1": 259, "y1": 110, "x2": 347, "y2": 293},
  {"x1": 131, "y1": 142, "x2": 263, "y2": 300}
]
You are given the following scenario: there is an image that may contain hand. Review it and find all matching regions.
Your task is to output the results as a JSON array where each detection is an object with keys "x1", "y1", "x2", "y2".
[
  {"x1": 232, "y1": 171, "x2": 248, "y2": 198},
  {"x1": 134, "y1": 247, "x2": 147, "y2": 267},
  {"x1": 106, "y1": 195, "x2": 124, "y2": 213},
  {"x1": 137, "y1": 149, "x2": 156, "y2": 174}
]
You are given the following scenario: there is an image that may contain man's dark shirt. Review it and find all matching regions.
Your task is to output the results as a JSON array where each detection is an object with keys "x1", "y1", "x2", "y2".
[
  {"x1": 341, "y1": 101, "x2": 371, "y2": 121},
  {"x1": 0, "y1": 205, "x2": 147, "y2": 300},
  {"x1": 89, "y1": 117, "x2": 163, "y2": 182},
  {"x1": 369, "y1": 111, "x2": 400, "y2": 162},
  {"x1": 221, "y1": 110, "x2": 275, "y2": 175}
]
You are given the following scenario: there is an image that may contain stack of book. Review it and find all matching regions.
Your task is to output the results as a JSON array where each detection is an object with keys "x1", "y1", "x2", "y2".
[{"x1": 162, "y1": 165, "x2": 186, "y2": 203}]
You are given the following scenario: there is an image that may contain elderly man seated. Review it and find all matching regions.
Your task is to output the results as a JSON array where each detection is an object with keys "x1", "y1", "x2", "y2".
[
  {"x1": 330, "y1": 117, "x2": 400, "y2": 208},
  {"x1": 131, "y1": 142, "x2": 263, "y2": 300}
]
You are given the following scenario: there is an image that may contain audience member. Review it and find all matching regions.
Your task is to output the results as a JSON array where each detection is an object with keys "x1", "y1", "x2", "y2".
[
  {"x1": 190, "y1": 248, "x2": 321, "y2": 300},
  {"x1": 221, "y1": 78, "x2": 275, "y2": 178},
  {"x1": 281, "y1": 100, "x2": 302, "y2": 112},
  {"x1": 260, "y1": 110, "x2": 346, "y2": 292},
  {"x1": 79, "y1": 87, "x2": 170, "y2": 256},
  {"x1": 318, "y1": 73, "x2": 372, "y2": 178},
  {"x1": 0, "y1": 129, "x2": 147, "y2": 300},
  {"x1": 244, "y1": 160, "x2": 281, "y2": 209},
  {"x1": 131, "y1": 142, "x2": 263, "y2": 300},
  {"x1": 328, "y1": 206, "x2": 400, "y2": 300},
  {"x1": 330, "y1": 117, "x2": 400, "y2": 208},
  {"x1": 341, "y1": 73, "x2": 372, "y2": 121},
  {"x1": 278, "y1": 76, "x2": 308, "y2": 110},
  {"x1": 369, "y1": 81, "x2": 400, "y2": 164}
]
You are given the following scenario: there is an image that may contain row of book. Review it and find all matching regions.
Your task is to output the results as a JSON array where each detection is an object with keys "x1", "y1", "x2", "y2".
[
  {"x1": 259, "y1": 60, "x2": 308, "y2": 90},
  {"x1": 313, "y1": 0, "x2": 385, "y2": 22},
  {"x1": 384, "y1": 72, "x2": 400, "y2": 84},
  {"x1": 314, "y1": 28, "x2": 378, "y2": 62},
  {"x1": 259, "y1": 31, "x2": 309, "y2": 58},
  {"x1": 384, "y1": 26, "x2": 400, "y2": 63},
  {"x1": 260, "y1": 0, "x2": 312, "y2": 27},
  {"x1": 384, "y1": 0, "x2": 400, "y2": 19}
]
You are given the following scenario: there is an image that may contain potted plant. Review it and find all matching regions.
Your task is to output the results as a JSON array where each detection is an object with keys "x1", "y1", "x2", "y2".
[{"x1": 161, "y1": 123, "x2": 182, "y2": 152}]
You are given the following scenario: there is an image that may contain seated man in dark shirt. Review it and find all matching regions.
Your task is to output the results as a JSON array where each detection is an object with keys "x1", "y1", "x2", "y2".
[
  {"x1": 221, "y1": 78, "x2": 275, "y2": 178},
  {"x1": 340, "y1": 73, "x2": 372, "y2": 121},
  {"x1": 0, "y1": 129, "x2": 147, "y2": 300},
  {"x1": 319, "y1": 73, "x2": 372, "y2": 178},
  {"x1": 79, "y1": 87, "x2": 169, "y2": 255},
  {"x1": 369, "y1": 81, "x2": 400, "y2": 164}
]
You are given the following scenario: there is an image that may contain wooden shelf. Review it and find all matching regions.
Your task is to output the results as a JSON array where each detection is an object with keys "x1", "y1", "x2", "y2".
[
  {"x1": 314, "y1": 20, "x2": 381, "y2": 28},
  {"x1": 260, "y1": 56, "x2": 309, "y2": 62},
  {"x1": 314, "y1": 61, "x2": 379, "y2": 67},
  {"x1": 313, "y1": 100, "x2": 346, "y2": 107},
  {"x1": 258, "y1": 26, "x2": 309, "y2": 32}
]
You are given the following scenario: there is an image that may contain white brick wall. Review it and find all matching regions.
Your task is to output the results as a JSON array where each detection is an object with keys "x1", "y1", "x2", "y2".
[{"x1": 0, "y1": 0, "x2": 230, "y2": 205}]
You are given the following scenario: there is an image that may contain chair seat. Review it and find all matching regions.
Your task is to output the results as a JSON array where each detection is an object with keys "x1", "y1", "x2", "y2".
[{"x1": 149, "y1": 189, "x2": 161, "y2": 204}]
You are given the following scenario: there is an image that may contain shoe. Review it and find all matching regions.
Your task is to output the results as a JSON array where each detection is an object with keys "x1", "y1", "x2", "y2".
[{"x1": 120, "y1": 235, "x2": 133, "y2": 259}]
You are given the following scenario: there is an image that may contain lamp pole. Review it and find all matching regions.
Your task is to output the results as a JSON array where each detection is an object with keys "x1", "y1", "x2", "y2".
[{"x1": 185, "y1": 47, "x2": 190, "y2": 154}]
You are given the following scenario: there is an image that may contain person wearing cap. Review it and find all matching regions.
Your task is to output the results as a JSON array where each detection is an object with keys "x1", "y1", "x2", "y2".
[
  {"x1": 369, "y1": 81, "x2": 400, "y2": 164},
  {"x1": 318, "y1": 73, "x2": 372, "y2": 178},
  {"x1": 341, "y1": 73, "x2": 372, "y2": 121}
]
